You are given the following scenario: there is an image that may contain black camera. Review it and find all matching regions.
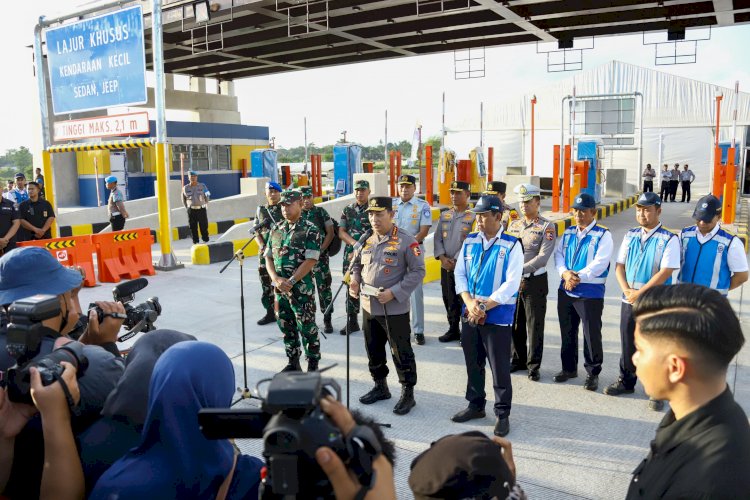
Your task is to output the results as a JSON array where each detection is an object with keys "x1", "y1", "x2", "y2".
[
  {"x1": 199, "y1": 372, "x2": 382, "y2": 499},
  {"x1": 89, "y1": 277, "x2": 161, "y2": 342},
  {"x1": 2, "y1": 294, "x2": 89, "y2": 404}
]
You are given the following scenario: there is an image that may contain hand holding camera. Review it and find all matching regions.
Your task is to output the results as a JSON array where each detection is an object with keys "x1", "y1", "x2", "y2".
[
  {"x1": 30, "y1": 361, "x2": 80, "y2": 421},
  {"x1": 80, "y1": 301, "x2": 126, "y2": 346}
]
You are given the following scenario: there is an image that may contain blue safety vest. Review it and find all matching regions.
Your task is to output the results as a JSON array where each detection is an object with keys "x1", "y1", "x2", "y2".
[
  {"x1": 560, "y1": 224, "x2": 610, "y2": 299},
  {"x1": 461, "y1": 231, "x2": 519, "y2": 325},
  {"x1": 623, "y1": 226, "x2": 676, "y2": 290},
  {"x1": 678, "y1": 226, "x2": 734, "y2": 295}
]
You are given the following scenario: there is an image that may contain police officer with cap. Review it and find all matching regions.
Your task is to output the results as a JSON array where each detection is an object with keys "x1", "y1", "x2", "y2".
[
  {"x1": 553, "y1": 192, "x2": 613, "y2": 391},
  {"x1": 0, "y1": 192, "x2": 20, "y2": 256},
  {"x1": 451, "y1": 195, "x2": 523, "y2": 437},
  {"x1": 604, "y1": 191, "x2": 679, "y2": 411},
  {"x1": 256, "y1": 181, "x2": 283, "y2": 325},
  {"x1": 507, "y1": 183, "x2": 556, "y2": 381},
  {"x1": 433, "y1": 180, "x2": 475, "y2": 342},
  {"x1": 105, "y1": 175, "x2": 129, "y2": 231},
  {"x1": 678, "y1": 194, "x2": 748, "y2": 294},
  {"x1": 5, "y1": 173, "x2": 29, "y2": 207},
  {"x1": 393, "y1": 174, "x2": 432, "y2": 345},
  {"x1": 182, "y1": 171, "x2": 211, "y2": 244},
  {"x1": 350, "y1": 196, "x2": 426, "y2": 415},
  {"x1": 483, "y1": 181, "x2": 519, "y2": 230}
]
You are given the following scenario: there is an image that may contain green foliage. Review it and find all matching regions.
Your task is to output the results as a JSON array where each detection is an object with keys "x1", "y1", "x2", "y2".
[
  {"x1": 275, "y1": 139, "x2": 418, "y2": 163},
  {"x1": 0, "y1": 146, "x2": 34, "y2": 181}
]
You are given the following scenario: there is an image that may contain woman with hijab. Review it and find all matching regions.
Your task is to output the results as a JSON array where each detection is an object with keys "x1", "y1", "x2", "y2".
[{"x1": 90, "y1": 341, "x2": 263, "y2": 500}]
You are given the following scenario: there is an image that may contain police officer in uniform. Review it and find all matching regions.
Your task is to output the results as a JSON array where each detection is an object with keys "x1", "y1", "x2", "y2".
[
  {"x1": 338, "y1": 179, "x2": 372, "y2": 334},
  {"x1": 659, "y1": 164, "x2": 671, "y2": 201},
  {"x1": 451, "y1": 195, "x2": 523, "y2": 437},
  {"x1": 256, "y1": 181, "x2": 283, "y2": 325},
  {"x1": 604, "y1": 192, "x2": 680, "y2": 411},
  {"x1": 0, "y1": 195, "x2": 20, "y2": 256},
  {"x1": 182, "y1": 171, "x2": 211, "y2": 244},
  {"x1": 264, "y1": 190, "x2": 323, "y2": 372},
  {"x1": 553, "y1": 193, "x2": 613, "y2": 391},
  {"x1": 350, "y1": 197, "x2": 426, "y2": 415},
  {"x1": 678, "y1": 195, "x2": 748, "y2": 294},
  {"x1": 433, "y1": 180, "x2": 475, "y2": 342},
  {"x1": 300, "y1": 186, "x2": 335, "y2": 333},
  {"x1": 105, "y1": 175, "x2": 129, "y2": 231},
  {"x1": 642, "y1": 164, "x2": 655, "y2": 193},
  {"x1": 507, "y1": 184, "x2": 556, "y2": 381},
  {"x1": 483, "y1": 181, "x2": 519, "y2": 230},
  {"x1": 5, "y1": 173, "x2": 29, "y2": 207},
  {"x1": 393, "y1": 174, "x2": 432, "y2": 345}
]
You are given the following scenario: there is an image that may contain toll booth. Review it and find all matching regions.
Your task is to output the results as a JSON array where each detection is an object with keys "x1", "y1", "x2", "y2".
[
  {"x1": 333, "y1": 143, "x2": 362, "y2": 196},
  {"x1": 250, "y1": 149, "x2": 279, "y2": 183},
  {"x1": 576, "y1": 140, "x2": 604, "y2": 203}
]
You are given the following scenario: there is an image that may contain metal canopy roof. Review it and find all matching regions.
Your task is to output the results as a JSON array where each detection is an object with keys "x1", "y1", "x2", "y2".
[{"x1": 46, "y1": 0, "x2": 750, "y2": 81}]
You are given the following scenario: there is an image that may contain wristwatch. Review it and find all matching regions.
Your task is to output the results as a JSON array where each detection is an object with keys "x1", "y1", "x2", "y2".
[
  {"x1": 478, "y1": 302, "x2": 487, "y2": 312},
  {"x1": 288, "y1": 276, "x2": 297, "y2": 286}
]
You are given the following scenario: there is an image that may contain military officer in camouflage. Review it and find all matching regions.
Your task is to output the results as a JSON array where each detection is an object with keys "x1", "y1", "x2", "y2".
[
  {"x1": 350, "y1": 196, "x2": 426, "y2": 415},
  {"x1": 433, "y1": 180, "x2": 475, "y2": 342},
  {"x1": 506, "y1": 183, "x2": 557, "y2": 381},
  {"x1": 255, "y1": 181, "x2": 284, "y2": 325},
  {"x1": 483, "y1": 181, "x2": 519, "y2": 230},
  {"x1": 300, "y1": 186, "x2": 336, "y2": 333},
  {"x1": 264, "y1": 190, "x2": 324, "y2": 372},
  {"x1": 338, "y1": 179, "x2": 372, "y2": 335}
]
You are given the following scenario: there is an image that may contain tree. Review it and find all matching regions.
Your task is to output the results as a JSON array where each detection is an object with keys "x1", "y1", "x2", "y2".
[{"x1": 0, "y1": 146, "x2": 34, "y2": 181}]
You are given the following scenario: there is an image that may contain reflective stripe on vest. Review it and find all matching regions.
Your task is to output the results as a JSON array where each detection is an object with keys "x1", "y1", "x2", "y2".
[
  {"x1": 560, "y1": 225, "x2": 609, "y2": 298},
  {"x1": 678, "y1": 226, "x2": 733, "y2": 295}
]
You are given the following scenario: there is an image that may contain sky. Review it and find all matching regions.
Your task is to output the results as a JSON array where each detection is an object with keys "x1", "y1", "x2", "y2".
[{"x1": 3, "y1": 1, "x2": 750, "y2": 153}]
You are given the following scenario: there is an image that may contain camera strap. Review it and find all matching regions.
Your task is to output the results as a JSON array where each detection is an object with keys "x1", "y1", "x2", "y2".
[
  {"x1": 53, "y1": 371, "x2": 78, "y2": 414},
  {"x1": 215, "y1": 449, "x2": 238, "y2": 500}
]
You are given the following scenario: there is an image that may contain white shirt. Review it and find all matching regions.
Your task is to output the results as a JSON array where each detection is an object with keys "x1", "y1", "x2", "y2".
[
  {"x1": 695, "y1": 224, "x2": 749, "y2": 273},
  {"x1": 555, "y1": 219, "x2": 614, "y2": 282}
]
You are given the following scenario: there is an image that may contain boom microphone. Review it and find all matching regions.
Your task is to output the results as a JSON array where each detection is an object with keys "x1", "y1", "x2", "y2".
[
  {"x1": 249, "y1": 218, "x2": 271, "y2": 234},
  {"x1": 352, "y1": 230, "x2": 373, "y2": 252},
  {"x1": 112, "y1": 278, "x2": 148, "y2": 301}
]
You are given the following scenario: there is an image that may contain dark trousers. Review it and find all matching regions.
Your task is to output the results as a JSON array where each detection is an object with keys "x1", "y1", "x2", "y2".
[
  {"x1": 440, "y1": 268, "x2": 463, "y2": 334},
  {"x1": 681, "y1": 181, "x2": 691, "y2": 202},
  {"x1": 642, "y1": 180, "x2": 653, "y2": 193},
  {"x1": 619, "y1": 302, "x2": 638, "y2": 389},
  {"x1": 461, "y1": 322, "x2": 512, "y2": 418},
  {"x1": 659, "y1": 182, "x2": 670, "y2": 200},
  {"x1": 187, "y1": 207, "x2": 209, "y2": 243},
  {"x1": 511, "y1": 273, "x2": 548, "y2": 371},
  {"x1": 669, "y1": 180, "x2": 679, "y2": 201},
  {"x1": 557, "y1": 289, "x2": 604, "y2": 376},
  {"x1": 363, "y1": 310, "x2": 417, "y2": 387},
  {"x1": 110, "y1": 214, "x2": 126, "y2": 232}
]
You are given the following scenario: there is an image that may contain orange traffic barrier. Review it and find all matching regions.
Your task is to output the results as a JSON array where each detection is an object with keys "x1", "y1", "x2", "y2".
[
  {"x1": 91, "y1": 228, "x2": 155, "y2": 283},
  {"x1": 18, "y1": 235, "x2": 97, "y2": 287}
]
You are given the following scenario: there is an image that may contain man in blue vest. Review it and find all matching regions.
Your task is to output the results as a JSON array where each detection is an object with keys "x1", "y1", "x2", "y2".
[
  {"x1": 678, "y1": 194, "x2": 748, "y2": 294},
  {"x1": 604, "y1": 192, "x2": 680, "y2": 411},
  {"x1": 553, "y1": 193, "x2": 613, "y2": 391},
  {"x1": 451, "y1": 195, "x2": 523, "y2": 437}
]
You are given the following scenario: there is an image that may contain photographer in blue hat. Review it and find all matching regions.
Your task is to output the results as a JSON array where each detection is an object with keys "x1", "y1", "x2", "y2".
[{"x1": 105, "y1": 176, "x2": 129, "y2": 231}]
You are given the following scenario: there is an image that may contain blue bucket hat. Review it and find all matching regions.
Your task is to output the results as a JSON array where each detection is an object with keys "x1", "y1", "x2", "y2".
[
  {"x1": 0, "y1": 247, "x2": 83, "y2": 305},
  {"x1": 105, "y1": 175, "x2": 117, "y2": 184}
]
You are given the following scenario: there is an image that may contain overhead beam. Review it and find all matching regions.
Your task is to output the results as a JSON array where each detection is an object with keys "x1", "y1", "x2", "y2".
[
  {"x1": 713, "y1": 0, "x2": 735, "y2": 26},
  {"x1": 471, "y1": 0, "x2": 556, "y2": 42}
]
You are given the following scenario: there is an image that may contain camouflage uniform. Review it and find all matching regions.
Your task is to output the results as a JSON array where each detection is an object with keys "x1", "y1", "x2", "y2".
[
  {"x1": 501, "y1": 202, "x2": 520, "y2": 231},
  {"x1": 256, "y1": 203, "x2": 283, "y2": 312},
  {"x1": 340, "y1": 200, "x2": 372, "y2": 315},
  {"x1": 301, "y1": 205, "x2": 334, "y2": 315},
  {"x1": 265, "y1": 217, "x2": 323, "y2": 361}
]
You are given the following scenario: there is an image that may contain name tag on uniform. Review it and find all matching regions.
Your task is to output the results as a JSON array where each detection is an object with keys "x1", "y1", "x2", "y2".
[
  {"x1": 442, "y1": 231, "x2": 448, "y2": 238},
  {"x1": 361, "y1": 253, "x2": 372, "y2": 264}
]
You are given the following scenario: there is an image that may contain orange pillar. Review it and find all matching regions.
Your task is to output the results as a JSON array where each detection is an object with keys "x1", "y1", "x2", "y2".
[
  {"x1": 712, "y1": 146, "x2": 724, "y2": 198},
  {"x1": 562, "y1": 144, "x2": 571, "y2": 213},
  {"x1": 723, "y1": 147, "x2": 736, "y2": 224},
  {"x1": 316, "y1": 154, "x2": 323, "y2": 196},
  {"x1": 552, "y1": 145, "x2": 560, "y2": 212},
  {"x1": 363, "y1": 161, "x2": 373, "y2": 173},
  {"x1": 240, "y1": 158, "x2": 248, "y2": 178},
  {"x1": 396, "y1": 151, "x2": 402, "y2": 178},
  {"x1": 425, "y1": 145, "x2": 433, "y2": 205},
  {"x1": 487, "y1": 146, "x2": 494, "y2": 181},
  {"x1": 310, "y1": 155, "x2": 316, "y2": 196},
  {"x1": 389, "y1": 151, "x2": 396, "y2": 197},
  {"x1": 457, "y1": 160, "x2": 471, "y2": 182}
]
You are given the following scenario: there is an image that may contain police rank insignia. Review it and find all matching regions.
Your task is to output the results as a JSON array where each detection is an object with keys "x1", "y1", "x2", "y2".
[{"x1": 370, "y1": 199, "x2": 377, "y2": 206}]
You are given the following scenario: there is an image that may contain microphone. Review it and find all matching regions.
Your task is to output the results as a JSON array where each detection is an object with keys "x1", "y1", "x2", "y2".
[
  {"x1": 249, "y1": 218, "x2": 271, "y2": 234},
  {"x1": 351, "y1": 229, "x2": 373, "y2": 253},
  {"x1": 112, "y1": 277, "x2": 148, "y2": 301}
]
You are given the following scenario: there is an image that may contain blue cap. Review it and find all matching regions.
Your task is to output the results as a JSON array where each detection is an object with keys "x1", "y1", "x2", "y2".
[
  {"x1": 692, "y1": 195, "x2": 721, "y2": 222},
  {"x1": 470, "y1": 195, "x2": 503, "y2": 214},
  {"x1": 266, "y1": 181, "x2": 282, "y2": 192},
  {"x1": 0, "y1": 247, "x2": 83, "y2": 305},
  {"x1": 635, "y1": 192, "x2": 661, "y2": 207},
  {"x1": 14, "y1": 172, "x2": 25, "y2": 179},
  {"x1": 105, "y1": 175, "x2": 117, "y2": 184},
  {"x1": 571, "y1": 193, "x2": 596, "y2": 210},
  {"x1": 188, "y1": 171, "x2": 198, "y2": 176}
]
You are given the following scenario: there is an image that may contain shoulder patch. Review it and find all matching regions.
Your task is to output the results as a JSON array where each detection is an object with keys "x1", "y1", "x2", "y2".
[
  {"x1": 544, "y1": 226, "x2": 555, "y2": 240},
  {"x1": 409, "y1": 241, "x2": 422, "y2": 256}
]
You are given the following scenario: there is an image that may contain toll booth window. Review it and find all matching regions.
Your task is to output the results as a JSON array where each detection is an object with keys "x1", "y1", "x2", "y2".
[
  {"x1": 191, "y1": 145, "x2": 210, "y2": 171},
  {"x1": 573, "y1": 98, "x2": 636, "y2": 136},
  {"x1": 126, "y1": 148, "x2": 143, "y2": 173}
]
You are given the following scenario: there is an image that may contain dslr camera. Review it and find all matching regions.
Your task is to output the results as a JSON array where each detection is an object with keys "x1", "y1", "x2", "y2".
[
  {"x1": 1, "y1": 294, "x2": 88, "y2": 404},
  {"x1": 88, "y1": 277, "x2": 161, "y2": 342},
  {"x1": 199, "y1": 371, "x2": 382, "y2": 499}
]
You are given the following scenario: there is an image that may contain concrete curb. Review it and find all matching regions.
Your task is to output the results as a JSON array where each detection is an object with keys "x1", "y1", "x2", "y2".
[
  {"x1": 191, "y1": 238, "x2": 260, "y2": 265},
  {"x1": 735, "y1": 198, "x2": 749, "y2": 251},
  {"x1": 59, "y1": 216, "x2": 251, "y2": 242}
]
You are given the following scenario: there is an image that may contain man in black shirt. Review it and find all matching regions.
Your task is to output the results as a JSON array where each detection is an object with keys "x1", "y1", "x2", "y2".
[
  {"x1": 626, "y1": 284, "x2": 750, "y2": 499},
  {"x1": 0, "y1": 197, "x2": 20, "y2": 257},
  {"x1": 18, "y1": 182, "x2": 54, "y2": 241}
]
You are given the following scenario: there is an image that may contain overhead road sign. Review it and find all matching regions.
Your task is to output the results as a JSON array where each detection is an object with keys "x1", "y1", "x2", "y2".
[
  {"x1": 45, "y1": 5, "x2": 147, "y2": 115},
  {"x1": 53, "y1": 111, "x2": 150, "y2": 141}
]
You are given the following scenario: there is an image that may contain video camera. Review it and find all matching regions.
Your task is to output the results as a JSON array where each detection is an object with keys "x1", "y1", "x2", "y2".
[
  {"x1": 199, "y1": 371, "x2": 382, "y2": 499},
  {"x1": 1, "y1": 294, "x2": 89, "y2": 404},
  {"x1": 88, "y1": 277, "x2": 161, "y2": 342}
]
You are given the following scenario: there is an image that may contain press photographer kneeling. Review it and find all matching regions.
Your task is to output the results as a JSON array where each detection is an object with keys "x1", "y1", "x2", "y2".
[{"x1": 0, "y1": 247, "x2": 126, "y2": 499}]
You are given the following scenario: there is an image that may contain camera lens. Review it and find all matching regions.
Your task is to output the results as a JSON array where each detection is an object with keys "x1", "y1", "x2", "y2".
[{"x1": 266, "y1": 430, "x2": 297, "y2": 451}]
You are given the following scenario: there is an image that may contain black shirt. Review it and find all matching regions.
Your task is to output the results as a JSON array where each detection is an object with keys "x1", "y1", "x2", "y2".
[
  {"x1": 0, "y1": 197, "x2": 19, "y2": 252},
  {"x1": 626, "y1": 387, "x2": 750, "y2": 499},
  {"x1": 18, "y1": 198, "x2": 54, "y2": 241}
]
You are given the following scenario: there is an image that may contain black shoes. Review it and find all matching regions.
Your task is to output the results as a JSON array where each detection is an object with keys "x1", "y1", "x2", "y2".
[
  {"x1": 307, "y1": 358, "x2": 319, "y2": 372},
  {"x1": 359, "y1": 379, "x2": 391, "y2": 405},
  {"x1": 323, "y1": 314, "x2": 333, "y2": 334},
  {"x1": 393, "y1": 385, "x2": 416, "y2": 415},
  {"x1": 648, "y1": 398, "x2": 665, "y2": 411},
  {"x1": 553, "y1": 370, "x2": 578, "y2": 383},
  {"x1": 528, "y1": 369, "x2": 540, "y2": 382},
  {"x1": 339, "y1": 314, "x2": 360, "y2": 335},
  {"x1": 510, "y1": 363, "x2": 527, "y2": 373},
  {"x1": 415, "y1": 333, "x2": 426, "y2": 345},
  {"x1": 438, "y1": 330, "x2": 460, "y2": 342},
  {"x1": 281, "y1": 357, "x2": 301, "y2": 373},
  {"x1": 257, "y1": 308, "x2": 276, "y2": 326},
  {"x1": 494, "y1": 417, "x2": 510, "y2": 437},
  {"x1": 584, "y1": 375, "x2": 599, "y2": 391},
  {"x1": 603, "y1": 379, "x2": 635, "y2": 396},
  {"x1": 451, "y1": 406, "x2": 486, "y2": 423}
]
